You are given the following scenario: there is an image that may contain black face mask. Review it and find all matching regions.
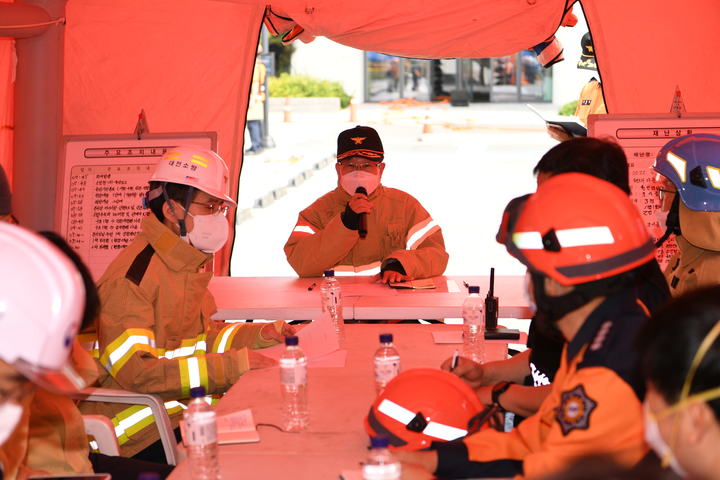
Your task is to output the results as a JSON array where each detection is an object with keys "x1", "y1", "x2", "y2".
[
  {"x1": 530, "y1": 272, "x2": 590, "y2": 342},
  {"x1": 655, "y1": 194, "x2": 682, "y2": 248},
  {"x1": 530, "y1": 272, "x2": 631, "y2": 341}
]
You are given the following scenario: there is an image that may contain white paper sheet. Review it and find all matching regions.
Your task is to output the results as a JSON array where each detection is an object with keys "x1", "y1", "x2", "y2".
[
  {"x1": 432, "y1": 330, "x2": 464, "y2": 344},
  {"x1": 260, "y1": 312, "x2": 341, "y2": 361}
]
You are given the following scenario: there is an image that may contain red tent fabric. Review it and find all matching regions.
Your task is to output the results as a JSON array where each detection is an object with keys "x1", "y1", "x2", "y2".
[
  {"x1": 1, "y1": 0, "x2": 719, "y2": 274},
  {"x1": 582, "y1": 0, "x2": 720, "y2": 113}
]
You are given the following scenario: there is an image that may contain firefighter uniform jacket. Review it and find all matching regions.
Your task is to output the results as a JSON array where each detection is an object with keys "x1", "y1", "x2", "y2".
[
  {"x1": 284, "y1": 185, "x2": 448, "y2": 278},
  {"x1": 0, "y1": 341, "x2": 97, "y2": 479},
  {"x1": 575, "y1": 79, "x2": 606, "y2": 126},
  {"x1": 665, "y1": 204, "x2": 720, "y2": 297},
  {"x1": 435, "y1": 292, "x2": 648, "y2": 479},
  {"x1": 80, "y1": 214, "x2": 282, "y2": 456},
  {"x1": 665, "y1": 236, "x2": 720, "y2": 296}
]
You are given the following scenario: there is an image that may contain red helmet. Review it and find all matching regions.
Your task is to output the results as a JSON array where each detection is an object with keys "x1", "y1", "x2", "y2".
[
  {"x1": 364, "y1": 368, "x2": 484, "y2": 451},
  {"x1": 507, "y1": 173, "x2": 654, "y2": 285}
]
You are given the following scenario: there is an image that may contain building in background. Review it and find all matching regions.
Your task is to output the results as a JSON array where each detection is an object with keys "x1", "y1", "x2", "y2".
[{"x1": 286, "y1": 9, "x2": 593, "y2": 108}]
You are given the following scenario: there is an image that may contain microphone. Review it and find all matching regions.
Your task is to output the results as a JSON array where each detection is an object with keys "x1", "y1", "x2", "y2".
[{"x1": 355, "y1": 186, "x2": 368, "y2": 239}]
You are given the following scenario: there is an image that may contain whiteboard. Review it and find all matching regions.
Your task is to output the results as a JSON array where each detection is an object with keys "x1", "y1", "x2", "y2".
[
  {"x1": 58, "y1": 133, "x2": 217, "y2": 280},
  {"x1": 589, "y1": 113, "x2": 720, "y2": 269}
]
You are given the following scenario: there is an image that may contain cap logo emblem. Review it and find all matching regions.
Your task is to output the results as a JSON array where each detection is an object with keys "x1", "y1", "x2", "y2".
[{"x1": 351, "y1": 137, "x2": 366, "y2": 145}]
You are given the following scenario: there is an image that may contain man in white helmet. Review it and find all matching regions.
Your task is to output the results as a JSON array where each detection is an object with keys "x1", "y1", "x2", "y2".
[
  {"x1": 81, "y1": 146, "x2": 293, "y2": 461},
  {"x1": 0, "y1": 223, "x2": 87, "y2": 478}
]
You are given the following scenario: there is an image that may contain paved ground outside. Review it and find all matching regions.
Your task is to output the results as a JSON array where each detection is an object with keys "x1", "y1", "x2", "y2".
[{"x1": 231, "y1": 102, "x2": 561, "y2": 280}]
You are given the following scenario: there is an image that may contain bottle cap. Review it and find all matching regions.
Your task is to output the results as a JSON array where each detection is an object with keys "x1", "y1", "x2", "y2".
[
  {"x1": 379, "y1": 333, "x2": 393, "y2": 343},
  {"x1": 285, "y1": 335, "x2": 299, "y2": 346},
  {"x1": 370, "y1": 436, "x2": 390, "y2": 449},
  {"x1": 324, "y1": 270, "x2": 335, "y2": 277},
  {"x1": 468, "y1": 286, "x2": 480, "y2": 294},
  {"x1": 189, "y1": 386, "x2": 206, "y2": 398}
]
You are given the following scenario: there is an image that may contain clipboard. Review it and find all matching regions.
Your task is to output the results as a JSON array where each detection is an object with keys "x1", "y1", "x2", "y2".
[{"x1": 526, "y1": 104, "x2": 587, "y2": 138}]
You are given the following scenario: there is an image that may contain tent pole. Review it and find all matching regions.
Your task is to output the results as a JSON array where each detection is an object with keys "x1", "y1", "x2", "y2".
[{"x1": 13, "y1": 0, "x2": 66, "y2": 230}]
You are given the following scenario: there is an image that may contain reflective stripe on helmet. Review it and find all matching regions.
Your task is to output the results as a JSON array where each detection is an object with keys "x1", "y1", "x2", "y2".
[
  {"x1": 377, "y1": 399, "x2": 467, "y2": 441},
  {"x1": 667, "y1": 152, "x2": 687, "y2": 183},
  {"x1": 707, "y1": 166, "x2": 720, "y2": 189},
  {"x1": 513, "y1": 226, "x2": 615, "y2": 250}
]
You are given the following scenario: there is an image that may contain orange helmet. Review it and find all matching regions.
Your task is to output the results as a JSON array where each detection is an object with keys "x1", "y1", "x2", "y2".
[
  {"x1": 365, "y1": 368, "x2": 484, "y2": 451},
  {"x1": 507, "y1": 173, "x2": 654, "y2": 285}
]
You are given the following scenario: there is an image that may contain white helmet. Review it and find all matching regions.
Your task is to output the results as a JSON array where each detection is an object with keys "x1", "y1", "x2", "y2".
[
  {"x1": 0, "y1": 223, "x2": 86, "y2": 393},
  {"x1": 150, "y1": 146, "x2": 236, "y2": 206}
]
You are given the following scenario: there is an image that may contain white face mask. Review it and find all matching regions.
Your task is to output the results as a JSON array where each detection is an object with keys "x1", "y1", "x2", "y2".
[
  {"x1": 183, "y1": 211, "x2": 229, "y2": 253},
  {"x1": 643, "y1": 403, "x2": 688, "y2": 478},
  {"x1": 0, "y1": 401, "x2": 23, "y2": 445},
  {"x1": 340, "y1": 171, "x2": 380, "y2": 196}
]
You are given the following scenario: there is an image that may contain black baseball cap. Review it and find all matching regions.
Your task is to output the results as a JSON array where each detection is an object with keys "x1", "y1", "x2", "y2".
[
  {"x1": 577, "y1": 33, "x2": 597, "y2": 71},
  {"x1": 337, "y1": 125, "x2": 384, "y2": 162}
]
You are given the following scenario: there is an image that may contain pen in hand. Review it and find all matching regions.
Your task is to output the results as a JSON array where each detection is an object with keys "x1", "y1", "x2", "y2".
[
  {"x1": 307, "y1": 282, "x2": 317, "y2": 291},
  {"x1": 450, "y1": 349, "x2": 459, "y2": 372}
]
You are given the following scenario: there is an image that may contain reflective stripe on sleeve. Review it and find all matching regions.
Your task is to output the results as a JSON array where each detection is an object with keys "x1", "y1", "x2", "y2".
[
  {"x1": 334, "y1": 262, "x2": 381, "y2": 275},
  {"x1": 292, "y1": 225, "x2": 316, "y2": 235},
  {"x1": 406, "y1": 218, "x2": 440, "y2": 250},
  {"x1": 159, "y1": 334, "x2": 207, "y2": 359},
  {"x1": 213, "y1": 323, "x2": 246, "y2": 353},
  {"x1": 108, "y1": 400, "x2": 187, "y2": 446},
  {"x1": 179, "y1": 356, "x2": 209, "y2": 398},
  {"x1": 100, "y1": 328, "x2": 157, "y2": 376}
]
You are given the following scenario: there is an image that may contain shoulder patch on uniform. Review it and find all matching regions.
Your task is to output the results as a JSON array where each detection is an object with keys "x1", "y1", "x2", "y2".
[
  {"x1": 125, "y1": 244, "x2": 155, "y2": 286},
  {"x1": 555, "y1": 384, "x2": 597, "y2": 436}
]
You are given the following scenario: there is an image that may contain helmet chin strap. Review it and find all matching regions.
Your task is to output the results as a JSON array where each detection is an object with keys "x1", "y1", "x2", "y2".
[
  {"x1": 655, "y1": 194, "x2": 682, "y2": 248},
  {"x1": 162, "y1": 184, "x2": 195, "y2": 238}
]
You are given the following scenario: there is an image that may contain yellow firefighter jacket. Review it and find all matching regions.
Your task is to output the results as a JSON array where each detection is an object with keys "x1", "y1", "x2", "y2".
[
  {"x1": 79, "y1": 214, "x2": 282, "y2": 456},
  {"x1": 0, "y1": 341, "x2": 97, "y2": 479},
  {"x1": 665, "y1": 204, "x2": 720, "y2": 296},
  {"x1": 284, "y1": 185, "x2": 448, "y2": 278},
  {"x1": 435, "y1": 291, "x2": 648, "y2": 479}
]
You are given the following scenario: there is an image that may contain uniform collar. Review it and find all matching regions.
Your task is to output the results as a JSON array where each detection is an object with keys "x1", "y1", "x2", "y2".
[
  {"x1": 566, "y1": 289, "x2": 638, "y2": 362},
  {"x1": 140, "y1": 214, "x2": 211, "y2": 272}
]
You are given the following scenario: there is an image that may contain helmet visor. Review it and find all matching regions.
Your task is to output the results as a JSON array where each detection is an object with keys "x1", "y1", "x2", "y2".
[{"x1": 13, "y1": 359, "x2": 86, "y2": 394}]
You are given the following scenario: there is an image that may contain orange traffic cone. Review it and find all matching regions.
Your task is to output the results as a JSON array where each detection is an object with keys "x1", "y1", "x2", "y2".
[
  {"x1": 283, "y1": 98, "x2": 292, "y2": 123},
  {"x1": 422, "y1": 115, "x2": 432, "y2": 134}
]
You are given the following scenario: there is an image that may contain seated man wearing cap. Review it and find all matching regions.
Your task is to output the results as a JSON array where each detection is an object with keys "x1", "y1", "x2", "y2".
[{"x1": 284, "y1": 126, "x2": 449, "y2": 283}]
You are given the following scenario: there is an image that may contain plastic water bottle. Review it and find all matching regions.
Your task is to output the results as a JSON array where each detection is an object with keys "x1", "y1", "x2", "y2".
[
  {"x1": 320, "y1": 270, "x2": 345, "y2": 342},
  {"x1": 374, "y1": 333, "x2": 400, "y2": 393},
  {"x1": 363, "y1": 436, "x2": 401, "y2": 480},
  {"x1": 280, "y1": 336, "x2": 309, "y2": 431},
  {"x1": 183, "y1": 386, "x2": 220, "y2": 480},
  {"x1": 462, "y1": 286, "x2": 486, "y2": 363}
]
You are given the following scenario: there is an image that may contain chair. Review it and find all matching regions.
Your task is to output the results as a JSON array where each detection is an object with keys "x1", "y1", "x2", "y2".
[
  {"x1": 74, "y1": 387, "x2": 179, "y2": 465},
  {"x1": 81, "y1": 414, "x2": 121, "y2": 456}
]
